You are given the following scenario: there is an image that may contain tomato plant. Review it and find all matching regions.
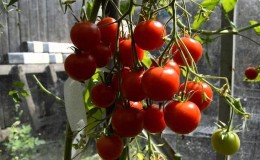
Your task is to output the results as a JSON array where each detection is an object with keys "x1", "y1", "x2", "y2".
[
  {"x1": 211, "y1": 128, "x2": 240, "y2": 155},
  {"x1": 70, "y1": 22, "x2": 101, "y2": 51},
  {"x1": 96, "y1": 134, "x2": 124, "y2": 160},
  {"x1": 164, "y1": 101, "x2": 201, "y2": 134},
  {"x1": 179, "y1": 81, "x2": 213, "y2": 111},
  {"x1": 171, "y1": 37, "x2": 203, "y2": 66},
  {"x1": 64, "y1": 51, "x2": 96, "y2": 81},
  {"x1": 59, "y1": 0, "x2": 256, "y2": 159}
]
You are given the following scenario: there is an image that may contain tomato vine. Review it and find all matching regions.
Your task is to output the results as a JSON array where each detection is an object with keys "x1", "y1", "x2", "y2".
[{"x1": 59, "y1": 0, "x2": 260, "y2": 159}]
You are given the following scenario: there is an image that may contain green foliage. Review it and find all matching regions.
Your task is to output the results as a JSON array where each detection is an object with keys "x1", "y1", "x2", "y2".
[
  {"x1": 4, "y1": 123, "x2": 45, "y2": 160},
  {"x1": 221, "y1": 0, "x2": 237, "y2": 13},
  {"x1": 8, "y1": 81, "x2": 30, "y2": 103},
  {"x1": 192, "y1": 0, "x2": 220, "y2": 29},
  {"x1": 250, "y1": 20, "x2": 260, "y2": 36},
  {"x1": 141, "y1": 51, "x2": 152, "y2": 68}
]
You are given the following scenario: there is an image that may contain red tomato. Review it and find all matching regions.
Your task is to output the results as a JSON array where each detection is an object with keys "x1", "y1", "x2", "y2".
[
  {"x1": 134, "y1": 20, "x2": 166, "y2": 50},
  {"x1": 141, "y1": 67, "x2": 180, "y2": 101},
  {"x1": 70, "y1": 22, "x2": 101, "y2": 51},
  {"x1": 121, "y1": 70, "x2": 147, "y2": 102},
  {"x1": 96, "y1": 134, "x2": 124, "y2": 160},
  {"x1": 64, "y1": 51, "x2": 96, "y2": 81},
  {"x1": 119, "y1": 39, "x2": 144, "y2": 67},
  {"x1": 143, "y1": 104, "x2": 166, "y2": 134},
  {"x1": 111, "y1": 67, "x2": 131, "y2": 92},
  {"x1": 151, "y1": 59, "x2": 181, "y2": 76},
  {"x1": 245, "y1": 67, "x2": 258, "y2": 80},
  {"x1": 97, "y1": 17, "x2": 118, "y2": 44},
  {"x1": 111, "y1": 107, "x2": 143, "y2": 137},
  {"x1": 91, "y1": 42, "x2": 112, "y2": 68},
  {"x1": 172, "y1": 37, "x2": 203, "y2": 66},
  {"x1": 164, "y1": 101, "x2": 201, "y2": 134},
  {"x1": 90, "y1": 83, "x2": 116, "y2": 108},
  {"x1": 179, "y1": 81, "x2": 213, "y2": 111}
]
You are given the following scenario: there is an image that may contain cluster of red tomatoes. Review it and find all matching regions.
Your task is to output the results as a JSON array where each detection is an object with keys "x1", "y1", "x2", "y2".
[{"x1": 64, "y1": 17, "x2": 215, "y2": 160}]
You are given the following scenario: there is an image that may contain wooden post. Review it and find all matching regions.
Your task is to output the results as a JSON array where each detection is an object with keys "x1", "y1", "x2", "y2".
[{"x1": 217, "y1": 6, "x2": 236, "y2": 160}]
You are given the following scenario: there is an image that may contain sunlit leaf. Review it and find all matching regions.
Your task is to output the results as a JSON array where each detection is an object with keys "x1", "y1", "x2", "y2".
[
  {"x1": 221, "y1": 0, "x2": 237, "y2": 13},
  {"x1": 249, "y1": 20, "x2": 260, "y2": 36},
  {"x1": 192, "y1": 0, "x2": 220, "y2": 29},
  {"x1": 142, "y1": 51, "x2": 152, "y2": 68}
]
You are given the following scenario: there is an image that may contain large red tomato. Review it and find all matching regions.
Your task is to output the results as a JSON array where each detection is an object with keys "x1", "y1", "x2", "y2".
[
  {"x1": 96, "y1": 134, "x2": 124, "y2": 160},
  {"x1": 111, "y1": 107, "x2": 144, "y2": 137},
  {"x1": 164, "y1": 101, "x2": 201, "y2": 134},
  {"x1": 172, "y1": 37, "x2": 203, "y2": 66},
  {"x1": 179, "y1": 81, "x2": 213, "y2": 111},
  {"x1": 141, "y1": 67, "x2": 180, "y2": 101},
  {"x1": 70, "y1": 22, "x2": 101, "y2": 51},
  {"x1": 91, "y1": 42, "x2": 112, "y2": 68},
  {"x1": 119, "y1": 39, "x2": 144, "y2": 67},
  {"x1": 64, "y1": 51, "x2": 96, "y2": 81},
  {"x1": 121, "y1": 70, "x2": 147, "y2": 102},
  {"x1": 143, "y1": 104, "x2": 166, "y2": 134},
  {"x1": 97, "y1": 17, "x2": 118, "y2": 44},
  {"x1": 134, "y1": 20, "x2": 166, "y2": 50},
  {"x1": 90, "y1": 83, "x2": 116, "y2": 108}
]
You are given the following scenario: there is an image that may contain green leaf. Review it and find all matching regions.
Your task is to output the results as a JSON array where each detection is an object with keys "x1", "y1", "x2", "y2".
[
  {"x1": 13, "y1": 81, "x2": 25, "y2": 88},
  {"x1": 221, "y1": 0, "x2": 237, "y2": 13},
  {"x1": 7, "y1": 0, "x2": 19, "y2": 7},
  {"x1": 86, "y1": 1, "x2": 93, "y2": 20},
  {"x1": 192, "y1": 0, "x2": 220, "y2": 29},
  {"x1": 21, "y1": 89, "x2": 30, "y2": 97},
  {"x1": 120, "y1": 0, "x2": 130, "y2": 14},
  {"x1": 141, "y1": 51, "x2": 152, "y2": 68},
  {"x1": 249, "y1": 20, "x2": 260, "y2": 36}
]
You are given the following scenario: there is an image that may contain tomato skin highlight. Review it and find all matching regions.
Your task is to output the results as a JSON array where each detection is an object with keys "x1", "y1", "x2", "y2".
[
  {"x1": 111, "y1": 107, "x2": 144, "y2": 137},
  {"x1": 143, "y1": 105, "x2": 166, "y2": 134},
  {"x1": 141, "y1": 67, "x2": 180, "y2": 101},
  {"x1": 119, "y1": 39, "x2": 144, "y2": 67},
  {"x1": 64, "y1": 52, "x2": 96, "y2": 81},
  {"x1": 211, "y1": 129, "x2": 240, "y2": 155},
  {"x1": 90, "y1": 83, "x2": 116, "y2": 108},
  {"x1": 70, "y1": 22, "x2": 101, "y2": 51},
  {"x1": 164, "y1": 101, "x2": 201, "y2": 134},
  {"x1": 96, "y1": 134, "x2": 124, "y2": 160},
  {"x1": 179, "y1": 81, "x2": 213, "y2": 111},
  {"x1": 172, "y1": 37, "x2": 203, "y2": 66},
  {"x1": 134, "y1": 20, "x2": 166, "y2": 51},
  {"x1": 97, "y1": 17, "x2": 118, "y2": 44},
  {"x1": 245, "y1": 67, "x2": 258, "y2": 80}
]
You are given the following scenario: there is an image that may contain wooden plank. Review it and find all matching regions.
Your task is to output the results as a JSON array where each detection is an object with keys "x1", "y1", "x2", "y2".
[
  {"x1": 18, "y1": 0, "x2": 30, "y2": 44},
  {"x1": 37, "y1": 0, "x2": 47, "y2": 42},
  {"x1": 0, "y1": 64, "x2": 64, "y2": 75},
  {"x1": 28, "y1": 0, "x2": 40, "y2": 41},
  {"x1": 0, "y1": 9, "x2": 9, "y2": 63},
  {"x1": 7, "y1": 9, "x2": 20, "y2": 52}
]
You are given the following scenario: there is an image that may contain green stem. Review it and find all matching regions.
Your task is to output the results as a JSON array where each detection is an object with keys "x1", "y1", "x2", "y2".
[
  {"x1": 226, "y1": 107, "x2": 234, "y2": 132},
  {"x1": 32, "y1": 75, "x2": 64, "y2": 105},
  {"x1": 64, "y1": 122, "x2": 73, "y2": 160},
  {"x1": 89, "y1": 0, "x2": 102, "y2": 22}
]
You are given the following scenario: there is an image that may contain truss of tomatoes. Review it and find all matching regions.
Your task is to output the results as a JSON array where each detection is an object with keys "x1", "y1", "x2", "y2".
[{"x1": 64, "y1": 17, "x2": 219, "y2": 159}]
